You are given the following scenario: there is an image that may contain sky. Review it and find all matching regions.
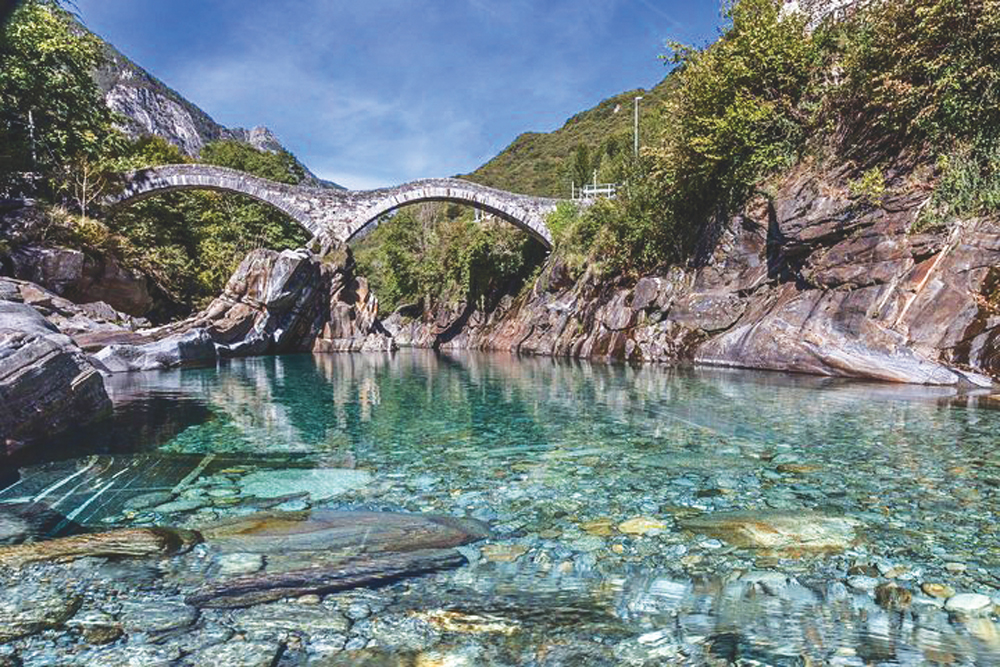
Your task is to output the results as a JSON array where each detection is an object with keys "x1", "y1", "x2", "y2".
[{"x1": 73, "y1": 0, "x2": 723, "y2": 190}]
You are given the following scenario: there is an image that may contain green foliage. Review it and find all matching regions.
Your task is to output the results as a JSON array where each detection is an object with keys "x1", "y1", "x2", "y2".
[
  {"x1": 0, "y1": 0, "x2": 120, "y2": 184},
  {"x1": 467, "y1": 86, "x2": 669, "y2": 197},
  {"x1": 840, "y1": 0, "x2": 1000, "y2": 146},
  {"x1": 849, "y1": 166, "x2": 887, "y2": 205},
  {"x1": 199, "y1": 140, "x2": 305, "y2": 185},
  {"x1": 840, "y1": 0, "x2": 1000, "y2": 221},
  {"x1": 107, "y1": 138, "x2": 310, "y2": 312},
  {"x1": 354, "y1": 204, "x2": 545, "y2": 313},
  {"x1": 550, "y1": 0, "x2": 817, "y2": 276}
]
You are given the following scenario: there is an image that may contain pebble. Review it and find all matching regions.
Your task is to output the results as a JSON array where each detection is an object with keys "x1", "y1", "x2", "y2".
[
  {"x1": 618, "y1": 517, "x2": 666, "y2": 536},
  {"x1": 149, "y1": 498, "x2": 206, "y2": 515},
  {"x1": 921, "y1": 582, "x2": 955, "y2": 599},
  {"x1": 190, "y1": 640, "x2": 283, "y2": 667},
  {"x1": 481, "y1": 544, "x2": 528, "y2": 563},
  {"x1": 582, "y1": 519, "x2": 615, "y2": 537},
  {"x1": 346, "y1": 601, "x2": 372, "y2": 621},
  {"x1": 119, "y1": 599, "x2": 198, "y2": 634},
  {"x1": 846, "y1": 576, "x2": 880, "y2": 594},
  {"x1": 874, "y1": 582, "x2": 912, "y2": 610},
  {"x1": 217, "y1": 552, "x2": 265, "y2": 577},
  {"x1": 122, "y1": 492, "x2": 175, "y2": 511},
  {"x1": 945, "y1": 593, "x2": 994, "y2": 616}
]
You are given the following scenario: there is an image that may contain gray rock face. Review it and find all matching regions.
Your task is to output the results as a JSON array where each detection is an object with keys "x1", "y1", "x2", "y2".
[
  {"x1": 0, "y1": 301, "x2": 112, "y2": 445},
  {"x1": 385, "y1": 165, "x2": 1000, "y2": 387},
  {"x1": 169, "y1": 246, "x2": 392, "y2": 358},
  {"x1": 9, "y1": 245, "x2": 152, "y2": 316},
  {"x1": 93, "y1": 328, "x2": 217, "y2": 373}
]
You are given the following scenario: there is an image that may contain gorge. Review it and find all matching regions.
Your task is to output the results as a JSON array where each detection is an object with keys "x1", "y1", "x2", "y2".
[{"x1": 3, "y1": 0, "x2": 1000, "y2": 665}]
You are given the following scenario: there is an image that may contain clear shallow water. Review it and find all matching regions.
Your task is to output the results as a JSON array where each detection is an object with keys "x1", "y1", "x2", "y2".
[{"x1": 5, "y1": 351, "x2": 1000, "y2": 665}]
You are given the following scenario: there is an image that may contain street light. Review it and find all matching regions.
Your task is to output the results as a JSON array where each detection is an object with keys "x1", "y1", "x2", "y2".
[{"x1": 633, "y1": 95, "x2": 644, "y2": 158}]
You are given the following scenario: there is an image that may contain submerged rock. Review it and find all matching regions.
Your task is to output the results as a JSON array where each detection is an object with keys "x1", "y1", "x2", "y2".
[
  {"x1": 238, "y1": 468, "x2": 373, "y2": 502},
  {"x1": 945, "y1": 593, "x2": 994, "y2": 617},
  {"x1": 0, "y1": 526, "x2": 198, "y2": 568},
  {"x1": 0, "y1": 583, "x2": 81, "y2": 643},
  {"x1": 189, "y1": 640, "x2": 284, "y2": 667},
  {"x1": 679, "y1": 511, "x2": 860, "y2": 554},
  {"x1": 230, "y1": 600, "x2": 351, "y2": 637}
]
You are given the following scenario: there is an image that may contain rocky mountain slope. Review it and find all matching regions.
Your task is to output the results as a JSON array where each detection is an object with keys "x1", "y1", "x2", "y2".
[{"x1": 90, "y1": 26, "x2": 341, "y2": 189}]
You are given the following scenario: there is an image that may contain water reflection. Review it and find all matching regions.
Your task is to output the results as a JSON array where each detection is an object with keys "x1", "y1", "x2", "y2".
[{"x1": 6, "y1": 351, "x2": 1000, "y2": 664}]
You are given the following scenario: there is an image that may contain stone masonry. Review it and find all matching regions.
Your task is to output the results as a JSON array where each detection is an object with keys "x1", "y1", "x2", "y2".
[{"x1": 109, "y1": 164, "x2": 561, "y2": 248}]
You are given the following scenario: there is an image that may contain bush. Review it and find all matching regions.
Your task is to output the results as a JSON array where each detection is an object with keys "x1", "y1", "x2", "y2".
[
  {"x1": 353, "y1": 204, "x2": 545, "y2": 313},
  {"x1": 549, "y1": 0, "x2": 818, "y2": 277}
]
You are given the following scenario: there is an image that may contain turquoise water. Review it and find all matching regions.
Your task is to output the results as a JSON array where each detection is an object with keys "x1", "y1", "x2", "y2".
[{"x1": 8, "y1": 351, "x2": 1000, "y2": 665}]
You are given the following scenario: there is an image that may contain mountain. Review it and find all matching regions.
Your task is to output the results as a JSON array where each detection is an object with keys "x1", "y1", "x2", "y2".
[
  {"x1": 89, "y1": 29, "x2": 343, "y2": 189},
  {"x1": 464, "y1": 77, "x2": 673, "y2": 198}
]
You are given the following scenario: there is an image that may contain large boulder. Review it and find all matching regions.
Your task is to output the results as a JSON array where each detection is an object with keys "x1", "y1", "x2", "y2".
[
  {"x1": 164, "y1": 246, "x2": 393, "y2": 358},
  {"x1": 0, "y1": 301, "x2": 111, "y2": 446},
  {"x1": 92, "y1": 328, "x2": 217, "y2": 373},
  {"x1": 9, "y1": 245, "x2": 153, "y2": 316}
]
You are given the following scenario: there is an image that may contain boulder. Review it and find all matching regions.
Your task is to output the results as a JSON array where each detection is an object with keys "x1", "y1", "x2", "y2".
[
  {"x1": 93, "y1": 328, "x2": 217, "y2": 372},
  {"x1": 158, "y1": 246, "x2": 394, "y2": 357},
  {"x1": 0, "y1": 301, "x2": 111, "y2": 444},
  {"x1": 10, "y1": 245, "x2": 152, "y2": 316}
]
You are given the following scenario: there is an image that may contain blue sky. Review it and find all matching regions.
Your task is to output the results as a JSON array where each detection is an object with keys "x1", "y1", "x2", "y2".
[{"x1": 74, "y1": 1, "x2": 723, "y2": 189}]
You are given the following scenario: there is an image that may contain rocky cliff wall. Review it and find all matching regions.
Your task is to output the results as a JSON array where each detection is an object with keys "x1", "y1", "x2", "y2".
[{"x1": 382, "y1": 163, "x2": 1000, "y2": 387}]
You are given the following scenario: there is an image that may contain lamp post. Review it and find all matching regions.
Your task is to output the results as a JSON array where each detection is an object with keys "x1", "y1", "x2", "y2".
[{"x1": 633, "y1": 95, "x2": 643, "y2": 158}]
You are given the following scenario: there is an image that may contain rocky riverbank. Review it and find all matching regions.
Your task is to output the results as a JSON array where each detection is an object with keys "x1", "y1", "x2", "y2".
[
  {"x1": 384, "y1": 164, "x2": 1000, "y2": 388},
  {"x1": 0, "y1": 243, "x2": 391, "y2": 447}
]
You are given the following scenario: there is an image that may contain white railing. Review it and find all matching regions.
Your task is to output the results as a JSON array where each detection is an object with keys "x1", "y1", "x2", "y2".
[{"x1": 572, "y1": 182, "x2": 618, "y2": 200}]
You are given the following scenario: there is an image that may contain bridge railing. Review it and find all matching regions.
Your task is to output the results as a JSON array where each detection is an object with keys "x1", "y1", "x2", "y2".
[{"x1": 572, "y1": 182, "x2": 618, "y2": 200}]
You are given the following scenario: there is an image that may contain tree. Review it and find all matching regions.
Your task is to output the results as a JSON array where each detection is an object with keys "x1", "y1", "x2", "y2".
[{"x1": 0, "y1": 0, "x2": 117, "y2": 189}]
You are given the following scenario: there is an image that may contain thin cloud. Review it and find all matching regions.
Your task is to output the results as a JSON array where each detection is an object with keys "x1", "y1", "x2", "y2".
[{"x1": 76, "y1": 0, "x2": 721, "y2": 188}]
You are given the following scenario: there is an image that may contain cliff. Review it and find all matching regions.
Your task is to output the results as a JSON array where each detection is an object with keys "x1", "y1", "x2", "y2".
[
  {"x1": 91, "y1": 28, "x2": 341, "y2": 189},
  {"x1": 383, "y1": 162, "x2": 999, "y2": 387}
]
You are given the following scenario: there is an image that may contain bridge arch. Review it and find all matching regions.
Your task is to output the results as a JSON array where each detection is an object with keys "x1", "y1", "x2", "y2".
[
  {"x1": 107, "y1": 164, "x2": 326, "y2": 238},
  {"x1": 343, "y1": 179, "x2": 555, "y2": 248}
]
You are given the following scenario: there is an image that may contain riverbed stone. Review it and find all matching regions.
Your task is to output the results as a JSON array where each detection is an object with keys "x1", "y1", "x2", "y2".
[
  {"x1": 921, "y1": 582, "x2": 956, "y2": 599},
  {"x1": 118, "y1": 599, "x2": 198, "y2": 634},
  {"x1": 679, "y1": 511, "x2": 860, "y2": 553},
  {"x1": 123, "y1": 492, "x2": 175, "y2": 511},
  {"x1": 239, "y1": 468, "x2": 372, "y2": 501},
  {"x1": 945, "y1": 593, "x2": 994, "y2": 616},
  {"x1": 66, "y1": 609, "x2": 123, "y2": 645},
  {"x1": 0, "y1": 512, "x2": 28, "y2": 545},
  {"x1": 366, "y1": 613, "x2": 441, "y2": 652},
  {"x1": 82, "y1": 643, "x2": 182, "y2": 667},
  {"x1": 230, "y1": 601, "x2": 350, "y2": 639},
  {"x1": 217, "y1": 552, "x2": 265, "y2": 577},
  {"x1": 0, "y1": 583, "x2": 81, "y2": 643},
  {"x1": 618, "y1": 517, "x2": 666, "y2": 536},
  {"x1": 189, "y1": 640, "x2": 284, "y2": 667}
]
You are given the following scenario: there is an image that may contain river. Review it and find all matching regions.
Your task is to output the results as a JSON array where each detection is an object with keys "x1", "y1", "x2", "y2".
[{"x1": 2, "y1": 351, "x2": 999, "y2": 665}]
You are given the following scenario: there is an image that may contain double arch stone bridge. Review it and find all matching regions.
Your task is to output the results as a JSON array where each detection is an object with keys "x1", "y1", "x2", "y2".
[{"x1": 108, "y1": 164, "x2": 563, "y2": 248}]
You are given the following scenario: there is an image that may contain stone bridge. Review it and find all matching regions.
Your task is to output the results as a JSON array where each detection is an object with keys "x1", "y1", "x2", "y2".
[{"x1": 108, "y1": 164, "x2": 562, "y2": 248}]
